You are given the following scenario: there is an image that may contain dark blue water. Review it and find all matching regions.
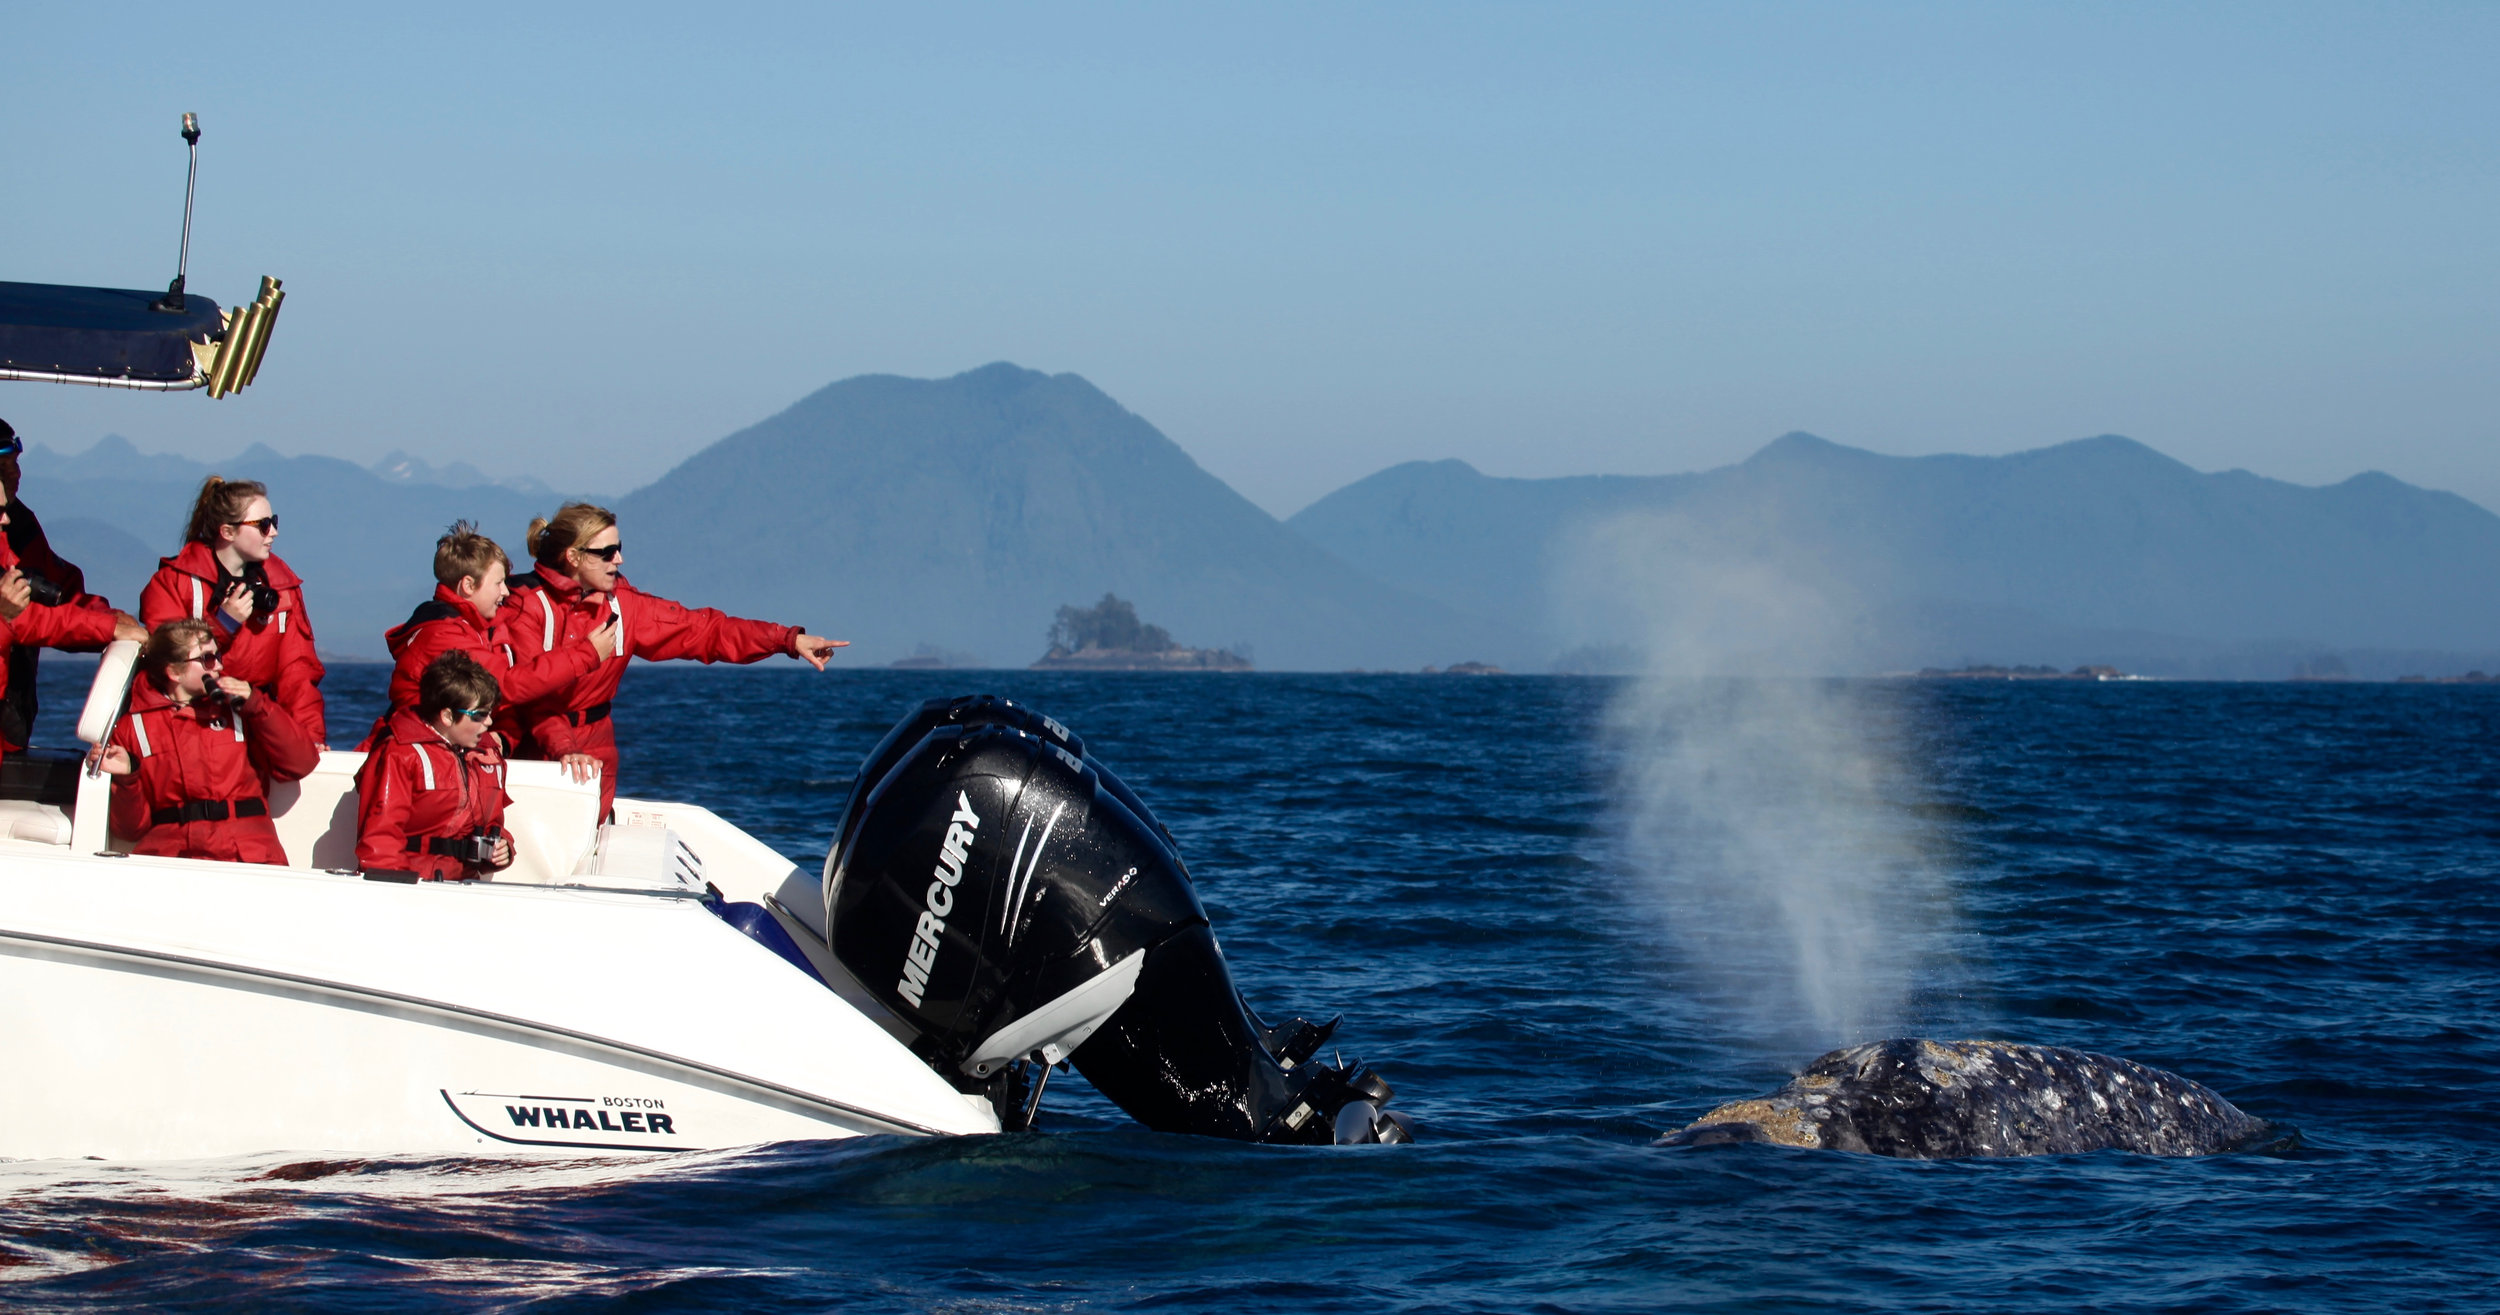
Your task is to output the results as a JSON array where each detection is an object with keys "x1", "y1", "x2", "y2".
[{"x1": 5, "y1": 666, "x2": 2495, "y2": 1311}]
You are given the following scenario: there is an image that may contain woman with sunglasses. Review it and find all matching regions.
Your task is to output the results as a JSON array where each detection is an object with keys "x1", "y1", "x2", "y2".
[
  {"x1": 140, "y1": 476, "x2": 328, "y2": 747},
  {"x1": 355, "y1": 650, "x2": 515, "y2": 882},
  {"x1": 90, "y1": 618, "x2": 320, "y2": 864},
  {"x1": 503, "y1": 502, "x2": 844, "y2": 816}
]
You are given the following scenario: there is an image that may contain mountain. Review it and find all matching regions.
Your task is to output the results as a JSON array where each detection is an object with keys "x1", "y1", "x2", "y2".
[
  {"x1": 1289, "y1": 433, "x2": 2500, "y2": 677},
  {"x1": 614, "y1": 364, "x2": 1491, "y2": 670},
  {"x1": 370, "y1": 450, "x2": 561, "y2": 499}
]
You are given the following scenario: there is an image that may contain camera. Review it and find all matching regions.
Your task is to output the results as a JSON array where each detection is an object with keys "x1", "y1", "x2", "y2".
[
  {"x1": 22, "y1": 573, "x2": 64, "y2": 607},
  {"x1": 236, "y1": 567, "x2": 280, "y2": 618},
  {"x1": 449, "y1": 827, "x2": 505, "y2": 867}
]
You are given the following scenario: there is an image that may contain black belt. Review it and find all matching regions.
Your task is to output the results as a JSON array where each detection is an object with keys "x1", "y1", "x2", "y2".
[
  {"x1": 151, "y1": 798, "x2": 267, "y2": 826},
  {"x1": 564, "y1": 701, "x2": 612, "y2": 727},
  {"x1": 405, "y1": 835, "x2": 480, "y2": 857}
]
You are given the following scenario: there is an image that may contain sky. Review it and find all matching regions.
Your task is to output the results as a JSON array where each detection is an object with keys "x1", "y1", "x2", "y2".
[{"x1": 4, "y1": 2, "x2": 2495, "y2": 518}]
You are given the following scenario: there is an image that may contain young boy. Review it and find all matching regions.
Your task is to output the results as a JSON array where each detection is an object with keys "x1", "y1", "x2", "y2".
[
  {"x1": 360, "y1": 520, "x2": 613, "y2": 756},
  {"x1": 355, "y1": 650, "x2": 516, "y2": 882}
]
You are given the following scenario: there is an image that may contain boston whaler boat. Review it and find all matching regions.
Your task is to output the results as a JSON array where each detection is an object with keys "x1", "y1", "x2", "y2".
[
  {"x1": 0, "y1": 117, "x2": 1407, "y2": 1161},
  {"x1": 0, "y1": 659, "x2": 1411, "y2": 1158}
]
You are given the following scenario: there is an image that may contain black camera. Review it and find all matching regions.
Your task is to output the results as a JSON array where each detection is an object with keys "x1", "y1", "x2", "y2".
[
  {"x1": 21, "y1": 573, "x2": 64, "y2": 607},
  {"x1": 236, "y1": 567, "x2": 280, "y2": 619},
  {"x1": 449, "y1": 827, "x2": 505, "y2": 867}
]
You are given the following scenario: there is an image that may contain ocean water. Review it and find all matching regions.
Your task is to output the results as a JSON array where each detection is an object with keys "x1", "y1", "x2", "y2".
[{"x1": 4, "y1": 664, "x2": 2495, "y2": 1311}]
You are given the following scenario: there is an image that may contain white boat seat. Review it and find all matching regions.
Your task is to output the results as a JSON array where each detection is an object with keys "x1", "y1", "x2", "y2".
[
  {"x1": 0, "y1": 798, "x2": 71, "y2": 845},
  {"x1": 265, "y1": 751, "x2": 601, "y2": 882}
]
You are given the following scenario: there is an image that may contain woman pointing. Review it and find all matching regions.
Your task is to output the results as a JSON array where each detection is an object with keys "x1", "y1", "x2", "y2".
[{"x1": 501, "y1": 503, "x2": 843, "y2": 816}]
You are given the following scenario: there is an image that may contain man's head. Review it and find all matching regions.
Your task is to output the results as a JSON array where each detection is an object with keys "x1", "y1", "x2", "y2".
[
  {"x1": 417, "y1": 650, "x2": 499, "y2": 750},
  {"x1": 434, "y1": 521, "x2": 512, "y2": 619},
  {"x1": 142, "y1": 618, "x2": 223, "y2": 701},
  {"x1": 0, "y1": 417, "x2": 21, "y2": 500}
]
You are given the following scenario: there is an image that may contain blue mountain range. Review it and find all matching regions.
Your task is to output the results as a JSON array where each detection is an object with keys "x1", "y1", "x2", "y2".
[{"x1": 15, "y1": 368, "x2": 2496, "y2": 676}]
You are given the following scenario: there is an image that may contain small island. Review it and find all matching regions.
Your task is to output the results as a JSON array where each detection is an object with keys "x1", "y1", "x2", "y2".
[{"x1": 1031, "y1": 594, "x2": 1252, "y2": 672}]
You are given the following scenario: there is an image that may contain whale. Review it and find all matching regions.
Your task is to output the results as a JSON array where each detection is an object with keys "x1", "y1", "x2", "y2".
[{"x1": 1656, "y1": 1038, "x2": 2275, "y2": 1158}]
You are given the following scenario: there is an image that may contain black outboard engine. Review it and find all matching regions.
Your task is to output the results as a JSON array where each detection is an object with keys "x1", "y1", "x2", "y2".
[{"x1": 826, "y1": 696, "x2": 1410, "y2": 1145}]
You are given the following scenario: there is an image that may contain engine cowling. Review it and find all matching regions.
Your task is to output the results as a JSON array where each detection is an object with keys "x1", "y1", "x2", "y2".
[{"x1": 825, "y1": 696, "x2": 1409, "y2": 1144}]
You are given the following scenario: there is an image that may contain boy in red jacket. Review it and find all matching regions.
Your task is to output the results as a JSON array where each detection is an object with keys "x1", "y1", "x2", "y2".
[
  {"x1": 356, "y1": 650, "x2": 515, "y2": 882},
  {"x1": 358, "y1": 521, "x2": 615, "y2": 750},
  {"x1": 92, "y1": 618, "x2": 321, "y2": 864}
]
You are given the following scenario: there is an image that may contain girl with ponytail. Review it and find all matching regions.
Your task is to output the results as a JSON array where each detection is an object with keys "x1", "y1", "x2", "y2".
[
  {"x1": 501, "y1": 501, "x2": 844, "y2": 816},
  {"x1": 138, "y1": 474, "x2": 328, "y2": 746}
]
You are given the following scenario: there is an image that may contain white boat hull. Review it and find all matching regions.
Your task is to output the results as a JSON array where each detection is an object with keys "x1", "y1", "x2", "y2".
[{"x1": 0, "y1": 847, "x2": 996, "y2": 1161}]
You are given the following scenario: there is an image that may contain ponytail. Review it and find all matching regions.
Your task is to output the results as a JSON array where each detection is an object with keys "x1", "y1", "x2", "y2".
[
  {"x1": 183, "y1": 475, "x2": 269, "y2": 546},
  {"x1": 526, "y1": 502, "x2": 617, "y2": 569}
]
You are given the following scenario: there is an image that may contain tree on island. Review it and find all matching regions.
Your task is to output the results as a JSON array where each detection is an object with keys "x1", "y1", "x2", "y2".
[
  {"x1": 1034, "y1": 594, "x2": 1251, "y2": 670},
  {"x1": 1048, "y1": 594, "x2": 1177, "y2": 654}
]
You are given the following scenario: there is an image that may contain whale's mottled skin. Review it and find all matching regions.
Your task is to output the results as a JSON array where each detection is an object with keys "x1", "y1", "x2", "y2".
[{"x1": 1656, "y1": 1039, "x2": 2272, "y2": 1158}]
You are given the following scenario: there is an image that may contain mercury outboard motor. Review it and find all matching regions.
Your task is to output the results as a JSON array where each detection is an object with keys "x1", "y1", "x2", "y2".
[{"x1": 826, "y1": 696, "x2": 1410, "y2": 1145}]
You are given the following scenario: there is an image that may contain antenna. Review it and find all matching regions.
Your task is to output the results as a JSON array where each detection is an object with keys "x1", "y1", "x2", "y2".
[{"x1": 152, "y1": 113, "x2": 202, "y2": 313}]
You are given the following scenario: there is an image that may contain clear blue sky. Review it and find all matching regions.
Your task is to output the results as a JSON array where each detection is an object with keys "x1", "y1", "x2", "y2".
[{"x1": 5, "y1": 3, "x2": 2494, "y2": 517}]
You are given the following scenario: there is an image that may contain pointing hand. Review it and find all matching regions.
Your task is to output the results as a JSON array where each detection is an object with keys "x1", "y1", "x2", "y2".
[{"x1": 792, "y1": 634, "x2": 845, "y2": 671}]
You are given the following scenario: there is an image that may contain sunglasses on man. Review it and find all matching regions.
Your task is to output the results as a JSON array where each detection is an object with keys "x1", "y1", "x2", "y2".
[{"x1": 450, "y1": 707, "x2": 493, "y2": 723}]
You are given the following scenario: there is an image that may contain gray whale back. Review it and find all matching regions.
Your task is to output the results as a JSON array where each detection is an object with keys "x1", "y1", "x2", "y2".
[{"x1": 1657, "y1": 1039, "x2": 2272, "y2": 1158}]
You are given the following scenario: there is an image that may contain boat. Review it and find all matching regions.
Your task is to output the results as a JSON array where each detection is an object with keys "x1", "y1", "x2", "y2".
[
  {"x1": 0, "y1": 655, "x2": 1408, "y2": 1159},
  {"x1": 0, "y1": 119, "x2": 1406, "y2": 1161}
]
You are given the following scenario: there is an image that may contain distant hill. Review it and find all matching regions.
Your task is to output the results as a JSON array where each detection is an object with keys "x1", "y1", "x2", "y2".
[
  {"x1": 1290, "y1": 433, "x2": 2500, "y2": 677},
  {"x1": 614, "y1": 364, "x2": 1491, "y2": 670}
]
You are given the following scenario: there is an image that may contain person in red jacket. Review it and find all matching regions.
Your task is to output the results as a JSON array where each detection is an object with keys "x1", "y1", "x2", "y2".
[
  {"x1": 91, "y1": 618, "x2": 321, "y2": 864},
  {"x1": 139, "y1": 475, "x2": 327, "y2": 748},
  {"x1": 356, "y1": 650, "x2": 515, "y2": 882},
  {"x1": 502, "y1": 502, "x2": 844, "y2": 816},
  {"x1": 0, "y1": 439, "x2": 146, "y2": 765},
  {"x1": 0, "y1": 420, "x2": 147, "y2": 754},
  {"x1": 357, "y1": 521, "x2": 616, "y2": 750}
]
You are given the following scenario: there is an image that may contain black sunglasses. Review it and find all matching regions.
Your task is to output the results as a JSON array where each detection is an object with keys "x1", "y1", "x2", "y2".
[
  {"x1": 228, "y1": 515, "x2": 279, "y2": 534},
  {"x1": 575, "y1": 542, "x2": 623, "y2": 561}
]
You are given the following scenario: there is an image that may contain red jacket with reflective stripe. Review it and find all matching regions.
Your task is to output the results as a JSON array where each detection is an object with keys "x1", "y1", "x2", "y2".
[
  {"x1": 501, "y1": 569, "x2": 798, "y2": 814},
  {"x1": 140, "y1": 543, "x2": 327, "y2": 745},
  {"x1": 355, "y1": 708, "x2": 512, "y2": 881},
  {"x1": 106, "y1": 678, "x2": 320, "y2": 864},
  {"x1": 0, "y1": 518, "x2": 126, "y2": 759},
  {"x1": 357, "y1": 585, "x2": 603, "y2": 749}
]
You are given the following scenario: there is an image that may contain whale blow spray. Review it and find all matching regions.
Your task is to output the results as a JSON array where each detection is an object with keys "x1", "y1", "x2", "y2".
[{"x1": 1557, "y1": 508, "x2": 1968, "y2": 1052}]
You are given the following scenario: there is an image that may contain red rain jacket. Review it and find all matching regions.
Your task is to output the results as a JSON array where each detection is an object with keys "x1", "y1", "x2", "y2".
[
  {"x1": 355, "y1": 585, "x2": 603, "y2": 750},
  {"x1": 106, "y1": 678, "x2": 320, "y2": 864},
  {"x1": 355, "y1": 707, "x2": 512, "y2": 882},
  {"x1": 140, "y1": 543, "x2": 327, "y2": 746},
  {"x1": 502, "y1": 569, "x2": 799, "y2": 815},
  {"x1": 0, "y1": 515, "x2": 126, "y2": 759}
]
